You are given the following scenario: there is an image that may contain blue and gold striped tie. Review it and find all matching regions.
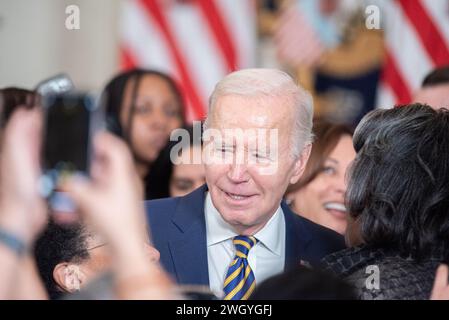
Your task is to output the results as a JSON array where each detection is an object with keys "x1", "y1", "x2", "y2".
[{"x1": 223, "y1": 235, "x2": 258, "y2": 300}]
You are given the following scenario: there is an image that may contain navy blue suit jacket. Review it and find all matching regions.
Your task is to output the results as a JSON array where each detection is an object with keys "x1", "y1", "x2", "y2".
[{"x1": 145, "y1": 185, "x2": 345, "y2": 286}]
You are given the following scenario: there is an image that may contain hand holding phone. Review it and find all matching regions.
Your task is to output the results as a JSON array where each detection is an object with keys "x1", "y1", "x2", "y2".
[{"x1": 40, "y1": 93, "x2": 103, "y2": 212}]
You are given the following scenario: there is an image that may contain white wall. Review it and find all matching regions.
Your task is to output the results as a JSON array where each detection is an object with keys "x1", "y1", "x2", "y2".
[{"x1": 0, "y1": 0, "x2": 121, "y2": 91}]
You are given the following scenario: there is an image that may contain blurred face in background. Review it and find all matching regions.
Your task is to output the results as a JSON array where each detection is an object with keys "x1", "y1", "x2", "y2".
[
  {"x1": 413, "y1": 84, "x2": 449, "y2": 110},
  {"x1": 169, "y1": 145, "x2": 206, "y2": 197},
  {"x1": 120, "y1": 74, "x2": 183, "y2": 172},
  {"x1": 287, "y1": 133, "x2": 355, "y2": 235}
]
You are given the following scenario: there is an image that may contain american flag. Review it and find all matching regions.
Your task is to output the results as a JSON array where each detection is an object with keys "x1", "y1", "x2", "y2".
[
  {"x1": 274, "y1": 1, "x2": 326, "y2": 68},
  {"x1": 377, "y1": 0, "x2": 449, "y2": 108},
  {"x1": 119, "y1": 0, "x2": 257, "y2": 123}
]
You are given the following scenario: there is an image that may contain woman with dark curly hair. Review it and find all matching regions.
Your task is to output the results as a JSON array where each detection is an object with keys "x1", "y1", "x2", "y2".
[{"x1": 322, "y1": 103, "x2": 449, "y2": 300}]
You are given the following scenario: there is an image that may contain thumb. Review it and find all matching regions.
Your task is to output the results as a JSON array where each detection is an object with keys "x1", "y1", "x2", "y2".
[
  {"x1": 431, "y1": 264, "x2": 449, "y2": 300},
  {"x1": 60, "y1": 175, "x2": 98, "y2": 217}
]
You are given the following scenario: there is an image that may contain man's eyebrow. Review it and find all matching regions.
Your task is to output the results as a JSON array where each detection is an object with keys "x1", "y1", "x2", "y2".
[{"x1": 326, "y1": 158, "x2": 339, "y2": 164}]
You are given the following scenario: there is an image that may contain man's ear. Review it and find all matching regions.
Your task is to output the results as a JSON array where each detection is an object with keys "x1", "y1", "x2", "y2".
[
  {"x1": 289, "y1": 144, "x2": 312, "y2": 185},
  {"x1": 53, "y1": 263, "x2": 85, "y2": 293}
]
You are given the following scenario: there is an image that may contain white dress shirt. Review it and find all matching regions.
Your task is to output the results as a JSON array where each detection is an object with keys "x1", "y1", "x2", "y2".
[{"x1": 205, "y1": 192, "x2": 286, "y2": 298}]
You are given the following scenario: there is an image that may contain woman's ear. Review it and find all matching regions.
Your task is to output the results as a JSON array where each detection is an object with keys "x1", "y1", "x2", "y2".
[{"x1": 53, "y1": 263, "x2": 85, "y2": 293}]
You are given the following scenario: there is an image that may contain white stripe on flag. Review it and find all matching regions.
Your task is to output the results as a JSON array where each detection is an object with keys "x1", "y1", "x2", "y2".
[
  {"x1": 384, "y1": 0, "x2": 433, "y2": 94},
  {"x1": 167, "y1": 4, "x2": 226, "y2": 113},
  {"x1": 120, "y1": 0, "x2": 175, "y2": 75}
]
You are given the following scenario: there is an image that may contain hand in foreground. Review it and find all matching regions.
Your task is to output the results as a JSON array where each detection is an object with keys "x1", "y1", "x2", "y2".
[
  {"x1": 62, "y1": 132, "x2": 145, "y2": 249},
  {"x1": 431, "y1": 264, "x2": 449, "y2": 300},
  {"x1": 0, "y1": 108, "x2": 47, "y2": 245},
  {"x1": 62, "y1": 132, "x2": 173, "y2": 299}
]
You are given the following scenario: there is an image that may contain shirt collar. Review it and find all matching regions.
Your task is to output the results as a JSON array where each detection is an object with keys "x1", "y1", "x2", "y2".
[
  {"x1": 253, "y1": 206, "x2": 284, "y2": 257},
  {"x1": 205, "y1": 192, "x2": 237, "y2": 246},
  {"x1": 204, "y1": 192, "x2": 284, "y2": 256}
]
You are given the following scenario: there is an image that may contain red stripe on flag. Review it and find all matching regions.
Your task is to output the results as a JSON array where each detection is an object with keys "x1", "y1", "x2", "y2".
[
  {"x1": 381, "y1": 50, "x2": 412, "y2": 105},
  {"x1": 398, "y1": 0, "x2": 449, "y2": 66},
  {"x1": 196, "y1": 0, "x2": 237, "y2": 72},
  {"x1": 120, "y1": 45, "x2": 138, "y2": 71},
  {"x1": 138, "y1": 0, "x2": 206, "y2": 120}
]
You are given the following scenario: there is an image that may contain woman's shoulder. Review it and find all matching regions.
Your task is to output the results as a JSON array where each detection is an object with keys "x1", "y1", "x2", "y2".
[
  {"x1": 321, "y1": 245, "x2": 441, "y2": 299},
  {"x1": 320, "y1": 245, "x2": 384, "y2": 277}
]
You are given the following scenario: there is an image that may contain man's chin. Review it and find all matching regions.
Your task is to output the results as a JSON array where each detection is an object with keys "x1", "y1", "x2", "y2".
[{"x1": 219, "y1": 210, "x2": 260, "y2": 232}]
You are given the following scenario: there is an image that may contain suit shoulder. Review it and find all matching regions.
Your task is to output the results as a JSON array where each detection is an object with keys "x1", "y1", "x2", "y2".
[
  {"x1": 145, "y1": 197, "x2": 180, "y2": 224},
  {"x1": 291, "y1": 214, "x2": 346, "y2": 251}
]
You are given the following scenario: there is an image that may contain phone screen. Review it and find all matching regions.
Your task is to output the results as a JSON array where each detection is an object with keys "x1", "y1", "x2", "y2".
[
  {"x1": 41, "y1": 94, "x2": 98, "y2": 211},
  {"x1": 43, "y1": 95, "x2": 92, "y2": 175}
]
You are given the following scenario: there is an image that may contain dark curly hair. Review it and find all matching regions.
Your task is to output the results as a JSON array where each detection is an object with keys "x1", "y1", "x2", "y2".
[
  {"x1": 347, "y1": 103, "x2": 449, "y2": 261},
  {"x1": 34, "y1": 220, "x2": 90, "y2": 300}
]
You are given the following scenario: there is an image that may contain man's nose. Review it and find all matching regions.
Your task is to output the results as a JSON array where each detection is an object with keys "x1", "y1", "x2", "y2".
[{"x1": 227, "y1": 162, "x2": 250, "y2": 183}]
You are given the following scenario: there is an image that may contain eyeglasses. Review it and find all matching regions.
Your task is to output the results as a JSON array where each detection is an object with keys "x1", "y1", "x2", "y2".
[{"x1": 85, "y1": 243, "x2": 108, "y2": 251}]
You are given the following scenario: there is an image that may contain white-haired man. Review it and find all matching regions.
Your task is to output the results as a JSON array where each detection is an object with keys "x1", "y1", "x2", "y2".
[{"x1": 146, "y1": 69, "x2": 345, "y2": 300}]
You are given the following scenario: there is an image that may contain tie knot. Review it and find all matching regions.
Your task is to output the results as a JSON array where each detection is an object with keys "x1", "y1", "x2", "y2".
[{"x1": 233, "y1": 235, "x2": 257, "y2": 258}]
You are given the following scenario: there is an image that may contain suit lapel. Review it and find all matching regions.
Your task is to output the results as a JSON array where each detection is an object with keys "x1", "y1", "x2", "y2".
[
  {"x1": 168, "y1": 185, "x2": 210, "y2": 286},
  {"x1": 166, "y1": 191, "x2": 313, "y2": 284},
  {"x1": 282, "y1": 201, "x2": 312, "y2": 269}
]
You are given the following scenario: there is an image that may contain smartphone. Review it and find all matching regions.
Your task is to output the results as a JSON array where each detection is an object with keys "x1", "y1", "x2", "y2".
[
  {"x1": 40, "y1": 93, "x2": 103, "y2": 211},
  {"x1": 35, "y1": 73, "x2": 75, "y2": 96}
]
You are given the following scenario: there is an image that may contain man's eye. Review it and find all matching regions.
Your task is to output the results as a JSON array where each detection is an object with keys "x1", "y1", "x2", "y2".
[
  {"x1": 322, "y1": 166, "x2": 336, "y2": 175},
  {"x1": 218, "y1": 147, "x2": 232, "y2": 153},
  {"x1": 252, "y1": 153, "x2": 265, "y2": 159}
]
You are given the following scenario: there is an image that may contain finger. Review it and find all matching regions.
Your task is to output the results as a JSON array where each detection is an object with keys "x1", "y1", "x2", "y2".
[
  {"x1": 60, "y1": 175, "x2": 97, "y2": 217},
  {"x1": 431, "y1": 264, "x2": 449, "y2": 299},
  {"x1": 92, "y1": 132, "x2": 135, "y2": 179},
  {"x1": 5, "y1": 108, "x2": 41, "y2": 152},
  {"x1": 27, "y1": 108, "x2": 43, "y2": 173},
  {"x1": 94, "y1": 132, "x2": 134, "y2": 166},
  {"x1": 2, "y1": 109, "x2": 41, "y2": 176}
]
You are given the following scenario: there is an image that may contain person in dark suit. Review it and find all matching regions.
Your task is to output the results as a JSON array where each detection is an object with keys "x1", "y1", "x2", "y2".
[{"x1": 146, "y1": 69, "x2": 345, "y2": 300}]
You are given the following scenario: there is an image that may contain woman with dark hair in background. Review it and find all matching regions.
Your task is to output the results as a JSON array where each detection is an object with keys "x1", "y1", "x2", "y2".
[
  {"x1": 103, "y1": 69, "x2": 186, "y2": 199},
  {"x1": 285, "y1": 120, "x2": 355, "y2": 235},
  {"x1": 168, "y1": 124, "x2": 205, "y2": 197},
  {"x1": 322, "y1": 103, "x2": 449, "y2": 300}
]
